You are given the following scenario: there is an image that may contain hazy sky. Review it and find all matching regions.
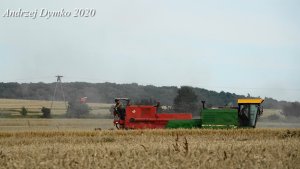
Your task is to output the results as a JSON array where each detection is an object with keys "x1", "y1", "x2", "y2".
[{"x1": 0, "y1": 0, "x2": 299, "y2": 102}]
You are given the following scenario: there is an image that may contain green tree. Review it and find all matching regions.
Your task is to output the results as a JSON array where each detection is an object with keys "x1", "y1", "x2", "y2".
[
  {"x1": 66, "y1": 99, "x2": 90, "y2": 118},
  {"x1": 173, "y1": 86, "x2": 199, "y2": 115},
  {"x1": 41, "y1": 107, "x2": 51, "y2": 118},
  {"x1": 20, "y1": 107, "x2": 28, "y2": 116},
  {"x1": 134, "y1": 98, "x2": 157, "y2": 105},
  {"x1": 282, "y1": 102, "x2": 300, "y2": 117}
]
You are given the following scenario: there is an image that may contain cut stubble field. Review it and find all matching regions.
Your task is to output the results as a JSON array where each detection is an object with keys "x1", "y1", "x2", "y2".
[{"x1": 0, "y1": 128, "x2": 299, "y2": 169}]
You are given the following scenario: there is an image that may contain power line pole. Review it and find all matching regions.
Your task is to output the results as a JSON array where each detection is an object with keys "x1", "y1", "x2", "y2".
[{"x1": 50, "y1": 75, "x2": 67, "y2": 110}]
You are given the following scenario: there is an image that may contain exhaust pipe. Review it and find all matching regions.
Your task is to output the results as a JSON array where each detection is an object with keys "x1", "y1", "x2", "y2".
[{"x1": 201, "y1": 101, "x2": 206, "y2": 109}]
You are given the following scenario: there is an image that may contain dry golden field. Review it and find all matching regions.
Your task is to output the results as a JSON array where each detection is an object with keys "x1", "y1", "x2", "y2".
[
  {"x1": 0, "y1": 119, "x2": 114, "y2": 131},
  {"x1": 1, "y1": 99, "x2": 300, "y2": 168},
  {"x1": 0, "y1": 99, "x2": 112, "y2": 117},
  {"x1": 0, "y1": 127, "x2": 300, "y2": 169}
]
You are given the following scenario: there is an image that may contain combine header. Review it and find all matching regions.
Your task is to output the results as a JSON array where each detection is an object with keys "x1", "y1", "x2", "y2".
[{"x1": 113, "y1": 98, "x2": 264, "y2": 129}]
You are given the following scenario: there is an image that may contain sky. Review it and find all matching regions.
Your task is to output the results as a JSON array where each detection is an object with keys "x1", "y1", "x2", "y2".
[{"x1": 0, "y1": 0, "x2": 299, "y2": 102}]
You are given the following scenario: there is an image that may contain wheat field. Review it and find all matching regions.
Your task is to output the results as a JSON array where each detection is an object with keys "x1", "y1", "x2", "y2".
[
  {"x1": 0, "y1": 128, "x2": 299, "y2": 169},
  {"x1": 0, "y1": 99, "x2": 300, "y2": 168}
]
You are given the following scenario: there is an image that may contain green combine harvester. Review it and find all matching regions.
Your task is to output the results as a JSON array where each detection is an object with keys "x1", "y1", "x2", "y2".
[
  {"x1": 113, "y1": 98, "x2": 264, "y2": 129},
  {"x1": 166, "y1": 99, "x2": 264, "y2": 129}
]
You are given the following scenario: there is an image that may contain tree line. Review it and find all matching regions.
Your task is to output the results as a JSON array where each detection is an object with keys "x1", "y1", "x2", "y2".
[{"x1": 0, "y1": 82, "x2": 298, "y2": 112}]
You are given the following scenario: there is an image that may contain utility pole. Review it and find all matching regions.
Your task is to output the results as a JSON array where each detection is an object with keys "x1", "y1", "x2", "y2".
[{"x1": 50, "y1": 75, "x2": 67, "y2": 111}]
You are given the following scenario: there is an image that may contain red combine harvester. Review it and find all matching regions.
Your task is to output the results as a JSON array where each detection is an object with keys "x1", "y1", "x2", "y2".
[{"x1": 113, "y1": 98, "x2": 192, "y2": 129}]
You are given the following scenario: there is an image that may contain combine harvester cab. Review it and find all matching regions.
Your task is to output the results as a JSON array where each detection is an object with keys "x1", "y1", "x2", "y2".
[{"x1": 237, "y1": 98, "x2": 264, "y2": 128}]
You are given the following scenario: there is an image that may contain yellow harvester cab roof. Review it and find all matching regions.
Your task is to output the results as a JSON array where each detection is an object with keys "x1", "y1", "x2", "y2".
[{"x1": 238, "y1": 98, "x2": 264, "y2": 104}]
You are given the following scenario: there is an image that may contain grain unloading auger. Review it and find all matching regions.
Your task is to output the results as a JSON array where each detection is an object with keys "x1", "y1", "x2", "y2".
[{"x1": 113, "y1": 98, "x2": 264, "y2": 129}]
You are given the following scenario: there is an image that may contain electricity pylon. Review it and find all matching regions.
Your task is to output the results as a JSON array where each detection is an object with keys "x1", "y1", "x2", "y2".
[{"x1": 50, "y1": 75, "x2": 67, "y2": 110}]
